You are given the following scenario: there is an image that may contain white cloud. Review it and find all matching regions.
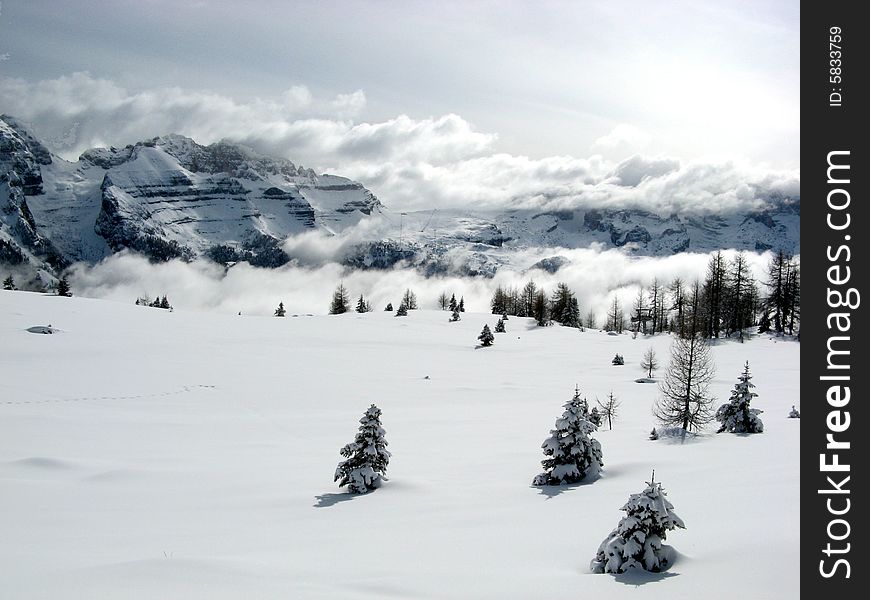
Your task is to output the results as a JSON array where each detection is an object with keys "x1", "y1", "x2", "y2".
[
  {"x1": 1, "y1": 73, "x2": 798, "y2": 216},
  {"x1": 67, "y1": 248, "x2": 774, "y2": 324},
  {"x1": 591, "y1": 124, "x2": 652, "y2": 159},
  {"x1": 329, "y1": 90, "x2": 366, "y2": 118}
]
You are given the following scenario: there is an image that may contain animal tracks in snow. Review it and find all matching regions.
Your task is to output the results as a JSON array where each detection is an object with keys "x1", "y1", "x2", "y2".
[{"x1": 2, "y1": 384, "x2": 217, "y2": 406}]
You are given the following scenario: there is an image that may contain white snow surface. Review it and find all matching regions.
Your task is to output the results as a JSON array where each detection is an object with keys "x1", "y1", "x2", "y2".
[{"x1": 0, "y1": 291, "x2": 799, "y2": 599}]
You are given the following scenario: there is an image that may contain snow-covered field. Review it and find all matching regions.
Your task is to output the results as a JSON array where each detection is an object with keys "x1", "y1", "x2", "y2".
[{"x1": 0, "y1": 291, "x2": 799, "y2": 599}]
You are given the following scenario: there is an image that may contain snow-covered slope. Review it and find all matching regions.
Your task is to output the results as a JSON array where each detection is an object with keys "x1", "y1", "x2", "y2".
[
  {"x1": 0, "y1": 291, "x2": 799, "y2": 599},
  {"x1": 1, "y1": 115, "x2": 799, "y2": 283},
  {"x1": 1, "y1": 115, "x2": 382, "y2": 273}
]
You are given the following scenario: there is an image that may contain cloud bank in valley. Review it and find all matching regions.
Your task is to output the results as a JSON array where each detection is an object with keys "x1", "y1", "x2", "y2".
[
  {"x1": 68, "y1": 247, "x2": 774, "y2": 325},
  {"x1": 1, "y1": 73, "x2": 799, "y2": 217}
]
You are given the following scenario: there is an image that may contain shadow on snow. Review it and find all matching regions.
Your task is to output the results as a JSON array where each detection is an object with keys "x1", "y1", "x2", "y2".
[
  {"x1": 532, "y1": 472, "x2": 602, "y2": 499},
  {"x1": 313, "y1": 491, "x2": 368, "y2": 508}
]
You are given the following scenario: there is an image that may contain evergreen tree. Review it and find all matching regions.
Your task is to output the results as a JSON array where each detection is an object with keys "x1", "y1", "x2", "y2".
[
  {"x1": 653, "y1": 332, "x2": 716, "y2": 436},
  {"x1": 159, "y1": 295, "x2": 171, "y2": 309},
  {"x1": 334, "y1": 404, "x2": 391, "y2": 494},
  {"x1": 494, "y1": 317, "x2": 506, "y2": 333},
  {"x1": 402, "y1": 288, "x2": 418, "y2": 310},
  {"x1": 532, "y1": 388, "x2": 602, "y2": 486},
  {"x1": 611, "y1": 353, "x2": 624, "y2": 366},
  {"x1": 550, "y1": 282, "x2": 578, "y2": 327},
  {"x1": 356, "y1": 294, "x2": 372, "y2": 313},
  {"x1": 501, "y1": 312, "x2": 509, "y2": 321},
  {"x1": 555, "y1": 284, "x2": 581, "y2": 327},
  {"x1": 757, "y1": 311, "x2": 771, "y2": 333},
  {"x1": 450, "y1": 308, "x2": 461, "y2": 322},
  {"x1": 274, "y1": 301, "x2": 286, "y2": 317},
  {"x1": 56, "y1": 275, "x2": 71, "y2": 297},
  {"x1": 521, "y1": 280, "x2": 537, "y2": 317},
  {"x1": 649, "y1": 427, "x2": 659, "y2": 440},
  {"x1": 478, "y1": 324, "x2": 494, "y2": 347},
  {"x1": 491, "y1": 285, "x2": 507, "y2": 315},
  {"x1": 449, "y1": 294, "x2": 458, "y2": 312},
  {"x1": 590, "y1": 473, "x2": 685, "y2": 573},
  {"x1": 715, "y1": 361, "x2": 763, "y2": 433},
  {"x1": 562, "y1": 297, "x2": 582, "y2": 328},
  {"x1": 329, "y1": 283, "x2": 350, "y2": 314},
  {"x1": 597, "y1": 392, "x2": 621, "y2": 430},
  {"x1": 532, "y1": 289, "x2": 549, "y2": 326},
  {"x1": 458, "y1": 296, "x2": 465, "y2": 312},
  {"x1": 589, "y1": 406, "x2": 603, "y2": 428},
  {"x1": 2, "y1": 275, "x2": 14, "y2": 290},
  {"x1": 640, "y1": 347, "x2": 659, "y2": 378},
  {"x1": 395, "y1": 304, "x2": 408, "y2": 316},
  {"x1": 385, "y1": 302, "x2": 393, "y2": 311}
]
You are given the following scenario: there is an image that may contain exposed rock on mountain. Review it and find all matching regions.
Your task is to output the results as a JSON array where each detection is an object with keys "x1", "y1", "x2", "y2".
[{"x1": 1, "y1": 115, "x2": 799, "y2": 285}]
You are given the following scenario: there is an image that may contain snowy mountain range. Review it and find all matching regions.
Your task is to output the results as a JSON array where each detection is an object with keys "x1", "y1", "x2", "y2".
[{"x1": 1, "y1": 115, "x2": 799, "y2": 282}]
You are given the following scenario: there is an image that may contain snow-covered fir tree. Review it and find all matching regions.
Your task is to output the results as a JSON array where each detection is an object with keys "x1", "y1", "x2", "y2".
[
  {"x1": 458, "y1": 296, "x2": 465, "y2": 312},
  {"x1": 649, "y1": 427, "x2": 659, "y2": 440},
  {"x1": 3, "y1": 275, "x2": 14, "y2": 290},
  {"x1": 715, "y1": 361, "x2": 763, "y2": 433},
  {"x1": 560, "y1": 296, "x2": 582, "y2": 328},
  {"x1": 450, "y1": 308, "x2": 461, "y2": 322},
  {"x1": 385, "y1": 302, "x2": 393, "y2": 311},
  {"x1": 449, "y1": 294, "x2": 457, "y2": 312},
  {"x1": 356, "y1": 294, "x2": 372, "y2": 313},
  {"x1": 478, "y1": 324, "x2": 494, "y2": 346},
  {"x1": 395, "y1": 304, "x2": 408, "y2": 317},
  {"x1": 589, "y1": 406, "x2": 603, "y2": 428},
  {"x1": 334, "y1": 404, "x2": 391, "y2": 494},
  {"x1": 56, "y1": 275, "x2": 71, "y2": 297},
  {"x1": 612, "y1": 353, "x2": 624, "y2": 365},
  {"x1": 788, "y1": 405, "x2": 800, "y2": 418},
  {"x1": 590, "y1": 472, "x2": 685, "y2": 574},
  {"x1": 329, "y1": 283, "x2": 350, "y2": 314},
  {"x1": 494, "y1": 317, "x2": 506, "y2": 333},
  {"x1": 274, "y1": 301, "x2": 286, "y2": 317},
  {"x1": 501, "y1": 312, "x2": 509, "y2": 321},
  {"x1": 532, "y1": 388, "x2": 602, "y2": 486}
]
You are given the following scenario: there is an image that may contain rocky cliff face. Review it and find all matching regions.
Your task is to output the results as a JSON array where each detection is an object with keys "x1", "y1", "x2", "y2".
[
  {"x1": 0, "y1": 116, "x2": 67, "y2": 278},
  {"x1": 0, "y1": 116, "x2": 382, "y2": 277},
  {"x1": 1, "y1": 115, "x2": 800, "y2": 284}
]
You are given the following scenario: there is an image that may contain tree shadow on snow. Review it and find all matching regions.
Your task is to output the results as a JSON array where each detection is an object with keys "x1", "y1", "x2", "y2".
[
  {"x1": 599, "y1": 547, "x2": 682, "y2": 586},
  {"x1": 533, "y1": 472, "x2": 602, "y2": 499},
  {"x1": 313, "y1": 492, "x2": 365, "y2": 508},
  {"x1": 608, "y1": 569, "x2": 680, "y2": 586}
]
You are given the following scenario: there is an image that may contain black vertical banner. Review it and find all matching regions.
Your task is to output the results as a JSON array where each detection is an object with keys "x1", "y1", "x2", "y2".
[{"x1": 802, "y1": 2, "x2": 867, "y2": 596}]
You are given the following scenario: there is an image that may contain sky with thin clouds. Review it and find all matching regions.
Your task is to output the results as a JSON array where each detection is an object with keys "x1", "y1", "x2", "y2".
[{"x1": 0, "y1": 0, "x2": 799, "y2": 213}]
